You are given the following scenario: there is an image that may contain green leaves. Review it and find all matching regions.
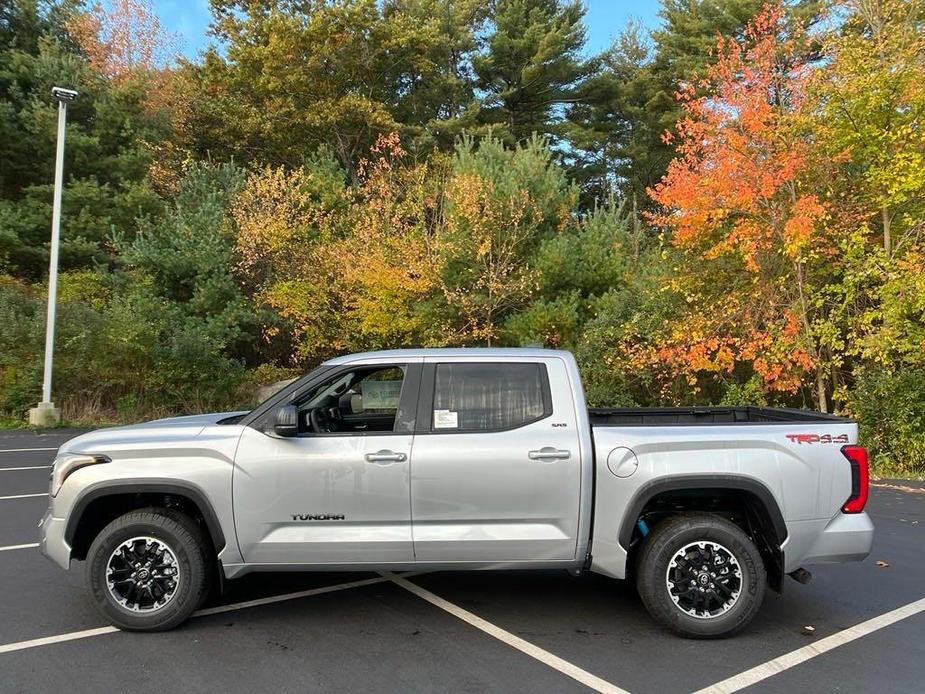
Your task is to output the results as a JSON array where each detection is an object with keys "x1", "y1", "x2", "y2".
[
  {"x1": 473, "y1": 0, "x2": 589, "y2": 145},
  {"x1": 0, "y1": 0, "x2": 922, "y2": 476}
]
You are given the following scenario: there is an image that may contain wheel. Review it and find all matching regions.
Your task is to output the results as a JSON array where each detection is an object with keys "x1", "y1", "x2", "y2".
[
  {"x1": 636, "y1": 513, "x2": 767, "y2": 638},
  {"x1": 85, "y1": 508, "x2": 211, "y2": 631}
]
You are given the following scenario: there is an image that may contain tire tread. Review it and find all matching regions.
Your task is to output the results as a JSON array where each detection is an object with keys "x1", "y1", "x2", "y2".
[
  {"x1": 636, "y1": 512, "x2": 767, "y2": 638},
  {"x1": 85, "y1": 507, "x2": 211, "y2": 631}
]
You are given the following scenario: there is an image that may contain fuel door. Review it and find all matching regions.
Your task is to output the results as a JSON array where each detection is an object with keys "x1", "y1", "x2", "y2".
[{"x1": 606, "y1": 446, "x2": 639, "y2": 478}]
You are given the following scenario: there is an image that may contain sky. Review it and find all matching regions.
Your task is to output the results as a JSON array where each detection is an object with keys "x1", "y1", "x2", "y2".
[{"x1": 152, "y1": 1, "x2": 665, "y2": 59}]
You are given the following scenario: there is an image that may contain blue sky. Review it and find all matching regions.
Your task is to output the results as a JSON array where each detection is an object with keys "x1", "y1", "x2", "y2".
[{"x1": 153, "y1": 1, "x2": 664, "y2": 59}]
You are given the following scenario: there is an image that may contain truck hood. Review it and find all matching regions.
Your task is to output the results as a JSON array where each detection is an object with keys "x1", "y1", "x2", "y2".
[{"x1": 58, "y1": 411, "x2": 249, "y2": 456}]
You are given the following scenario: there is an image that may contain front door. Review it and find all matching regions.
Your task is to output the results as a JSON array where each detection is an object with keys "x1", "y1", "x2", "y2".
[
  {"x1": 233, "y1": 362, "x2": 420, "y2": 565},
  {"x1": 409, "y1": 358, "x2": 582, "y2": 562}
]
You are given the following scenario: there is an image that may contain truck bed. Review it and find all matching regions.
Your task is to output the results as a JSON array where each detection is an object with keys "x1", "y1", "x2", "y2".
[{"x1": 588, "y1": 406, "x2": 850, "y2": 426}]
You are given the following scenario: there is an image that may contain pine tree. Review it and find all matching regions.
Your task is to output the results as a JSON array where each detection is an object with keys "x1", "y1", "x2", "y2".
[{"x1": 473, "y1": 0, "x2": 590, "y2": 147}]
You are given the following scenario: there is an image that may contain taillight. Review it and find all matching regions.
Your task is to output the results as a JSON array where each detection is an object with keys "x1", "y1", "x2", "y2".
[{"x1": 841, "y1": 445, "x2": 869, "y2": 513}]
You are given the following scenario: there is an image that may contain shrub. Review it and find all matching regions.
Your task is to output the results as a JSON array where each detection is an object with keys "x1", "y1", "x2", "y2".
[{"x1": 846, "y1": 368, "x2": 925, "y2": 478}]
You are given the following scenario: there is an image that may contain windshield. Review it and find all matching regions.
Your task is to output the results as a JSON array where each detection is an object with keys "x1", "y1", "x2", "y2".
[{"x1": 216, "y1": 363, "x2": 332, "y2": 425}]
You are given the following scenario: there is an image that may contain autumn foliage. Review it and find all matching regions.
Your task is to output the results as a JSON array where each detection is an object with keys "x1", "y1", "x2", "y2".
[
  {"x1": 67, "y1": 0, "x2": 179, "y2": 79},
  {"x1": 2, "y1": 0, "x2": 924, "y2": 472}
]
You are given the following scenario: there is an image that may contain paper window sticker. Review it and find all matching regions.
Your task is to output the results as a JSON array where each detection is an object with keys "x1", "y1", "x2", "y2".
[{"x1": 433, "y1": 409, "x2": 459, "y2": 429}]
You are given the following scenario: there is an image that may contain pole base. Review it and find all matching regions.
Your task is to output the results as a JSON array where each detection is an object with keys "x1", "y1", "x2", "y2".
[{"x1": 29, "y1": 402, "x2": 61, "y2": 427}]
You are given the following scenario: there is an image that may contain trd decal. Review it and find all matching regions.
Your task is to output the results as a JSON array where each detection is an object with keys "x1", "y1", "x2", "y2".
[
  {"x1": 785, "y1": 433, "x2": 849, "y2": 445},
  {"x1": 291, "y1": 513, "x2": 346, "y2": 521}
]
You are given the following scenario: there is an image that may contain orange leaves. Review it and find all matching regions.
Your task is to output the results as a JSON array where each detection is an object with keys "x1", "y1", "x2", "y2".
[
  {"x1": 67, "y1": 1, "x2": 188, "y2": 139},
  {"x1": 67, "y1": 0, "x2": 180, "y2": 80},
  {"x1": 649, "y1": 2, "x2": 823, "y2": 267},
  {"x1": 644, "y1": 2, "x2": 833, "y2": 402},
  {"x1": 621, "y1": 303, "x2": 819, "y2": 398}
]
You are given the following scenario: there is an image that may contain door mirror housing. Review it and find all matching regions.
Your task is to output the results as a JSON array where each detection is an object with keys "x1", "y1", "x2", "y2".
[{"x1": 272, "y1": 404, "x2": 299, "y2": 437}]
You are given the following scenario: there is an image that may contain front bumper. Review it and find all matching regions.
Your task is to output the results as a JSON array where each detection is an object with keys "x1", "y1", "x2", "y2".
[
  {"x1": 801, "y1": 511, "x2": 874, "y2": 566},
  {"x1": 38, "y1": 509, "x2": 71, "y2": 570}
]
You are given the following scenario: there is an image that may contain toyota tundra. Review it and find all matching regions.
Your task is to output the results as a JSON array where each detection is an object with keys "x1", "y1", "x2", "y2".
[{"x1": 39, "y1": 349, "x2": 874, "y2": 637}]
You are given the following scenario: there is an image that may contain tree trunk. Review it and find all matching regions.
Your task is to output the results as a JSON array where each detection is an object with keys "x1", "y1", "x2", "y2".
[
  {"x1": 882, "y1": 205, "x2": 892, "y2": 255},
  {"x1": 815, "y1": 366, "x2": 829, "y2": 413},
  {"x1": 793, "y1": 259, "x2": 827, "y2": 412}
]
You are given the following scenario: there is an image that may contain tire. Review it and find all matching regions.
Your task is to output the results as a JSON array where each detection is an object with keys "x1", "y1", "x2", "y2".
[
  {"x1": 85, "y1": 508, "x2": 211, "y2": 631},
  {"x1": 636, "y1": 513, "x2": 766, "y2": 638}
]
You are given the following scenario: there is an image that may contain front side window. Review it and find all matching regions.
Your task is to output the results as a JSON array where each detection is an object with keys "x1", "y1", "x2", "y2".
[
  {"x1": 296, "y1": 365, "x2": 407, "y2": 434},
  {"x1": 432, "y1": 363, "x2": 550, "y2": 432}
]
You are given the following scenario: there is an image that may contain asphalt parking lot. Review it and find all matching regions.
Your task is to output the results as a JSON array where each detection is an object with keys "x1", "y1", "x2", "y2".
[{"x1": 1, "y1": 429, "x2": 924, "y2": 694}]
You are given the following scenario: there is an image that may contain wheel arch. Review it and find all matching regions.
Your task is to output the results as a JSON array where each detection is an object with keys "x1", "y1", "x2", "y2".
[
  {"x1": 65, "y1": 480, "x2": 226, "y2": 561},
  {"x1": 620, "y1": 475, "x2": 787, "y2": 592}
]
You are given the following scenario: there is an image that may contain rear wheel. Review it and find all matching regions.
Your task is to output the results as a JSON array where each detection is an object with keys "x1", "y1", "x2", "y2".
[
  {"x1": 636, "y1": 513, "x2": 766, "y2": 638},
  {"x1": 85, "y1": 508, "x2": 210, "y2": 631}
]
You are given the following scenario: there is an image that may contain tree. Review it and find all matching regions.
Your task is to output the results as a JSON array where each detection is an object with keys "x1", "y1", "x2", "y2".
[
  {"x1": 564, "y1": 22, "x2": 663, "y2": 205},
  {"x1": 190, "y1": 0, "x2": 393, "y2": 173},
  {"x1": 231, "y1": 150, "x2": 353, "y2": 362},
  {"x1": 472, "y1": 0, "x2": 590, "y2": 147},
  {"x1": 505, "y1": 198, "x2": 647, "y2": 351},
  {"x1": 571, "y1": 0, "x2": 823, "y2": 207},
  {"x1": 329, "y1": 134, "x2": 445, "y2": 348},
  {"x1": 381, "y1": 0, "x2": 486, "y2": 152},
  {"x1": 0, "y1": 0, "x2": 167, "y2": 278},
  {"x1": 805, "y1": 0, "x2": 925, "y2": 395},
  {"x1": 117, "y1": 162, "x2": 271, "y2": 365},
  {"x1": 618, "y1": 0, "x2": 772, "y2": 204},
  {"x1": 810, "y1": 0, "x2": 924, "y2": 258},
  {"x1": 438, "y1": 134, "x2": 577, "y2": 343},
  {"x1": 188, "y1": 0, "x2": 484, "y2": 174},
  {"x1": 67, "y1": 0, "x2": 179, "y2": 79},
  {"x1": 647, "y1": 2, "x2": 832, "y2": 409},
  {"x1": 230, "y1": 132, "x2": 580, "y2": 357}
]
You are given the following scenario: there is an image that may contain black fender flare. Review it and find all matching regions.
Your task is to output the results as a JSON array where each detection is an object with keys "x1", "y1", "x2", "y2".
[
  {"x1": 618, "y1": 474, "x2": 788, "y2": 550},
  {"x1": 64, "y1": 479, "x2": 226, "y2": 553}
]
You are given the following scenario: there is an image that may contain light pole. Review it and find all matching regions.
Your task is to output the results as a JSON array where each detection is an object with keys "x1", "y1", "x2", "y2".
[{"x1": 29, "y1": 86, "x2": 78, "y2": 427}]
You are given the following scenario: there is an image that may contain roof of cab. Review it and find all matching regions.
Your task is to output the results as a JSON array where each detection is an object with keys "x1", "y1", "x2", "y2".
[{"x1": 323, "y1": 347, "x2": 571, "y2": 365}]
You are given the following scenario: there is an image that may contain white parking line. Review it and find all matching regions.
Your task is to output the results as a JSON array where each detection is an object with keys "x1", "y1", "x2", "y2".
[
  {"x1": 0, "y1": 466, "x2": 52, "y2": 471},
  {"x1": 694, "y1": 595, "x2": 925, "y2": 694},
  {"x1": 0, "y1": 448, "x2": 58, "y2": 453},
  {"x1": 385, "y1": 573, "x2": 629, "y2": 694},
  {"x1": 871, "y1": 482, "x2": 925, "y2": 495},
  {"x1": 0, "y1": 543, "x2": 39, "y2": 552},
  {"x1": 0, "y1": 493, "x2": 47, "y2": 500},
  {"x1": 195, "y1": 574, "x2": 406, "y2": 617},
  {"x1": 0, "y1": 573, "x2": 407, "y2": 656},
  {"x1": 0, "y1": 626, "x2": 119, "y2": 655}
]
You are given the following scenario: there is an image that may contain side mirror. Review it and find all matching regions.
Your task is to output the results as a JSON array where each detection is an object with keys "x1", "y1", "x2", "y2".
[{"x1": 272, "y1": 404, "x2": 299, "y2": 437}]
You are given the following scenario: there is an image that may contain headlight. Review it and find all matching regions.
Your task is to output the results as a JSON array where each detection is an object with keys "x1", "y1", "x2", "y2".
[{"x1": 50, "y1": 454, "x2": 110, "y2": 497}]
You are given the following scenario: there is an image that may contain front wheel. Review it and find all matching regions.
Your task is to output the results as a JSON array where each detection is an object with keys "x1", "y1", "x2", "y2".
[
  {"x1": 636, "y1": 513, "x2": 767, "y2": 638},
  {"x1": 85, "y1": 508, "x2": 210, "y2": 631}
]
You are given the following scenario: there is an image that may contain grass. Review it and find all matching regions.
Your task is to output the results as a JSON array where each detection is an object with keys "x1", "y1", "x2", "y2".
[{"x1": 869, "y1": 458, "x2": 925, "y2": 481}]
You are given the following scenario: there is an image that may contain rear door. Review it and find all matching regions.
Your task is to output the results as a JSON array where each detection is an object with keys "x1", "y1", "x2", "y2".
[{"x1": 409, "y1": 357, "x2": 582, "y2": 562}]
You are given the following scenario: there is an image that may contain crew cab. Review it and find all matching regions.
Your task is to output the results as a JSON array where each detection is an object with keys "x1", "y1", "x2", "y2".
[{"x1": 40, "y1": 349, "x2": 874, "y2": 637}]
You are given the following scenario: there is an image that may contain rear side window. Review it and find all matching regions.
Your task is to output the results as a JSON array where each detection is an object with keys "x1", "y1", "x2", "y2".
[{"x1": 432, "y1": 363, "x2": 551, "y2": 432}]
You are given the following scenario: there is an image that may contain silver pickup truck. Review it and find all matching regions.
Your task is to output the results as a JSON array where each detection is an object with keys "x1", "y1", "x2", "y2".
[{"x1": 40, "y1": 348, "x2": 873, "y2": 637}]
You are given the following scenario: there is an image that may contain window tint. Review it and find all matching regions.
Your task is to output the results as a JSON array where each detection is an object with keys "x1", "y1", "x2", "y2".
[{"x1": 432, "y1": 363, "x2": 549, "y2": 432}]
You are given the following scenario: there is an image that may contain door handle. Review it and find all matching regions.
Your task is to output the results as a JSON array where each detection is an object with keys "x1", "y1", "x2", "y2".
[
  {"x1": 528, "y1": 447, "x2": 571, "y2": 461},
  {"x1": 365, "y1": 450, "x2": 407, "y2": 463}
]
